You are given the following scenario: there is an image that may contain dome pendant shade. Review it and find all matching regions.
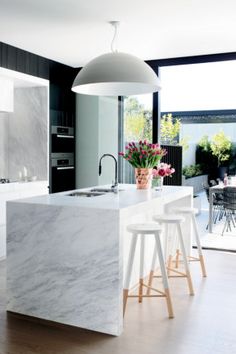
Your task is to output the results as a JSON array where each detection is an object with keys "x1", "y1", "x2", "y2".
[{"x1": 72, "y1": 52, "x2": 161, "y2": 96}]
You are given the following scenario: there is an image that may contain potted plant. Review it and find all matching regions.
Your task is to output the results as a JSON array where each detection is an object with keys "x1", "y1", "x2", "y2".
[
  {"x1": 210, "y1": 131, "x2": 232, "y2": 180},
  {"x1": 119, "y1": 140, "x2": 167, "y2": 189}
]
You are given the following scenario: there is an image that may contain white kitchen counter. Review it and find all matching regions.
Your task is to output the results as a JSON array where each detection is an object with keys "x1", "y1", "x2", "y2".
[
  {"x1": 0, "y1": 180, "x2": 48, "y2": 258},
  {"x1": 6, "y1": 184, "x2": 193, "y2": 336},
  {"x1": 10, "y1": 184, "x2": 192, "y2": 209}
]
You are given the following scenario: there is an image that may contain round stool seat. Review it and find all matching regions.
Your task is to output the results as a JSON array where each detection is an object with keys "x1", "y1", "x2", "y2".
[
  {"x1": 127, "y1": 223, "x2": 162, "y2": 234},
  {"x1": 153, "y1": 214, "x2": 184, "y2": 224},
  {"x1": 172, "y1": 207, "x2": 198, "y2": 215}
]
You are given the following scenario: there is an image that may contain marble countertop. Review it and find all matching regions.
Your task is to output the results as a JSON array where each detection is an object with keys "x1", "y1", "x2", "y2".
[
  {"x1": 8, "y1": 184, "x2": 193, "y2": 210},
  {"x1": 7, "y1": 183, "x2": 193, "y2": 336},
  {"x1": 0, "y1": 180, "x2": 48, "y2": 193}
]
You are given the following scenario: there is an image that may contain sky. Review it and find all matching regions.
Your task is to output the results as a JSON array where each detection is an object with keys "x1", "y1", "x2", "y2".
[
  {"x1": 160, "y1": 60, "x2": 236, "y2": 112},
  {"x1": 134, "y1": 60, "x2": 236, "y2": 112}
]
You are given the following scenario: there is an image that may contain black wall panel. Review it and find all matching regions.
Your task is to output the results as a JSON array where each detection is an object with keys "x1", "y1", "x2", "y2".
[{"x1": 161, "y1": 145, "x2": 183, "y2": 186}]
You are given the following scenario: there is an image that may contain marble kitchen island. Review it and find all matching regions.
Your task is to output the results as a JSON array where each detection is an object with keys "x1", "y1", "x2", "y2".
[{"x1": 6, "y1": 184, "x2": 193, "y2": 336}]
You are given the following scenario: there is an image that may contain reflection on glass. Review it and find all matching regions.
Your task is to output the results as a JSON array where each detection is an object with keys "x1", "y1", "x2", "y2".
[
  {"x1": 124, "y1": 94, "x2": 153, "y2": 142},
  {"x1": 121, "y1": 94, "x2": 153, "y2": 183}
]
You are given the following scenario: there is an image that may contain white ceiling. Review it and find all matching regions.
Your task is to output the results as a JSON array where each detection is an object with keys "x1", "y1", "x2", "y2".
[{"x1": 1, "y1": 0, "x2": 236, "y2": 68}]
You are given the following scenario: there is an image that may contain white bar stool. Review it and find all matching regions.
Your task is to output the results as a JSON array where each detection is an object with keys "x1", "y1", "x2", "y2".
[
  {"x1": 124, "y1": 223, "x2": 174, "y2": 319},
  {"x1": 149, "y1": 214, "x2": 195, "y2": 296},
  {"x1": 172, "y1": 207, "x2": 207, "y2": 277}
]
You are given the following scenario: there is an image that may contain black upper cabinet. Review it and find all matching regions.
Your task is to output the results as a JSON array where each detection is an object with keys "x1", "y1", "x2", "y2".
[
  {"x1": 0, "y1": 42, "x2": 50, "y2": 79},
  {"x1": 7, "y1": 45, "x2": 17, "y2": 71},
  {"x1": 38, "y1": 57, "x2": 50, "y2": 79}
]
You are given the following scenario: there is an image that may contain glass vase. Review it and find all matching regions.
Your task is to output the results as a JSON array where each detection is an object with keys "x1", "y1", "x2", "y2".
[{"x1": 152, "y1": 176, "x2": 164, "y2": 190}]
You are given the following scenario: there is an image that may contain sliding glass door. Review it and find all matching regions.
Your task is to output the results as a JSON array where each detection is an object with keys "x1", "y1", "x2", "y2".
[{"x1": 118, "y1": 94, "x2": 153, "y2": 183}]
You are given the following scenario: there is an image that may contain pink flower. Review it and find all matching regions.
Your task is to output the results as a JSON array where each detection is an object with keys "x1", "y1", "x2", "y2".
[
  {"x1": 158, "y1": 168, "x2": 166, "y2": 177},
  {"x1": 119, "y1": 152, "x2": 124, "y2": 156},
  {"x1": 152, "y1": 169, "x2": 159, "y2": 177},
  {"x1": 153, "y1": 163, "x2": 175, "y2": 178}
]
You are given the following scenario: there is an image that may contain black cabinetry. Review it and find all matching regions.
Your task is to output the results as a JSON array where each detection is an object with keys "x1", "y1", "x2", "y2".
[
  {"x1": 51, "y1": 153, "x2": 75, "y2": 193},
  {"x1": 51, "y1": 126, "x2": 75, "y2": 193},
  {"x1": 0, "y1": 42, "x2": 76, "y2": 193}
]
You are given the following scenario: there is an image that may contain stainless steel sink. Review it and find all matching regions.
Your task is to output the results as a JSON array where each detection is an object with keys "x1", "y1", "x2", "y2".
[
  {"x1": 90, "y1": 188, "x2": 124, "y2": 193},
  {"x1": 66, "y1": 191, "x2": 105, "y2": 197}
]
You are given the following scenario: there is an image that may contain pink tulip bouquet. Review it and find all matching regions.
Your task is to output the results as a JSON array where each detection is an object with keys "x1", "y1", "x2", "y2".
[
  {"x1": 119, "y1": 140, "x2": 167, "y2": 168},
  {"x1": 152, "y1": 163, "x2": 175, "y2": 189},
  {"x1": 152, "y1": 163, "x2": 175, "y2": 178}
]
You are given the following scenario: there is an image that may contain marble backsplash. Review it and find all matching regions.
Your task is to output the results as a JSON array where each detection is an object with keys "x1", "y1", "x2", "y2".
[
  {"x1": 0, "y1": 113, "x2": 9, "y2": 178},
  {"x1": 0, "y1": 87, "x2": 48, "y2": 181}
]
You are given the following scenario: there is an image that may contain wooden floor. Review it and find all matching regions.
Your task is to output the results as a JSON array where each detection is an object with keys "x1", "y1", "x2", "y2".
[{"x1": 1, "y1": 250, "x2": 236, "y2": 354}]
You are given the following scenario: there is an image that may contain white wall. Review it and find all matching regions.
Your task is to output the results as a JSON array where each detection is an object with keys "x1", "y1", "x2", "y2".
[
  {"x1": 180, "y1": 122, "x2": 236, "y2": 166},
  {"x1": 76, "y1": 95, "x2": 118, "y2": 188},
  {"x1": 76, "y1": 95, "x2": 99, "y2": 188}
]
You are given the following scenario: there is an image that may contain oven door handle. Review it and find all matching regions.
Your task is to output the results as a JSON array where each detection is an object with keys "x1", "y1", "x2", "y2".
[
  {"x1": 56, "y1": 166, "x2": 75, "y2": 170},
  {"x1": 56, "y1": 134, "x2": 74, "y2": 139}
]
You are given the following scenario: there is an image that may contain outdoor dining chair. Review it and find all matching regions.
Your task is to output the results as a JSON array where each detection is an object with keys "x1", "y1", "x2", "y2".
[{"x1": 222, "y1": 186, "x2": 236, "y2": 236}]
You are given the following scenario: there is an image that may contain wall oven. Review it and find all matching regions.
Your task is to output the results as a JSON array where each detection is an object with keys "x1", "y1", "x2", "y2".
[
  {"x1": 51, "y1": 153, "x2": 75, "y2": 193},
  {"x1": 51, "y1": 126, "x2": 74, "y2": 153}
]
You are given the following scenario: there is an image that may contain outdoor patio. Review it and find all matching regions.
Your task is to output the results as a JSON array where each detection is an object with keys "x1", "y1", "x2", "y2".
[{"x1": 196, "y1": 191, "x2": 236, "y2": 252}]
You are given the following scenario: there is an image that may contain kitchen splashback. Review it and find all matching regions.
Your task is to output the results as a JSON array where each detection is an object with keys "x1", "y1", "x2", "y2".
[{"x1": 0, "y1": 86, "x2": 48, "y2": 181}]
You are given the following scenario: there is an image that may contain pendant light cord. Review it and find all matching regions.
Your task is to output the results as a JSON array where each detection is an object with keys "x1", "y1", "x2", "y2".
[{"x1": 110, "y1": 21, "x2": 119, "y2": 53}]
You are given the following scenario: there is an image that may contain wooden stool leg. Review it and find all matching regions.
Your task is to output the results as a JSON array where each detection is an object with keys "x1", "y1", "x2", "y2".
[
  {"x1": 123, "y1": 289, "x2": 129, "y2": 316},
  {"x1": 154, "y1": 232, "x2": 174, "y2": 318},
  {"x1": 167, "y1": 255, "x2": 172, "y2": 276},
  {"x1": 192, "y1": 214, "x2": 207, "y2": 277},
  {"x1": 147, "y1": 244, "x2": 157, "y2": 295},
  {"x1": 139, "y1": 236, "x2": 145, "y2": 303},
  {"x1": 123, "y1": 234, "x2": 138, "y2": 316},
  {"x1": 176, "y1": 223, "x2": 194, "y2": 296},
  {"x1": 175, "y1": 249, "x2": 180, "y2": 268}
]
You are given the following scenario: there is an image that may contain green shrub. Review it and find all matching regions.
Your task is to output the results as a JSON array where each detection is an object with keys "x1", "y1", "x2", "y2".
[
  {"x1": 183, "y1": 164, "x2": 203, "y2": 179},
  {"x1": 210, "y1": 131, "x2": 232, "y2": 167}
]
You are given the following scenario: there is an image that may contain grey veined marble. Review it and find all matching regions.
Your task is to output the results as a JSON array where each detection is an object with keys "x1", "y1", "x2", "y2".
[
  {"x1": 0, "y1": 86, "x2": 48, "y2": 180},
  {"x1": 7, "y1": 202, "x2": 123, "y2": 335},
  {"x1": 7, "y1": 184, "x2": 193, "y2": 336}
]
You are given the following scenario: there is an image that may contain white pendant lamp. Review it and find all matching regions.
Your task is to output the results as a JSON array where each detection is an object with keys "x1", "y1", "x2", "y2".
[{"x1": 72, "y1": 22, "x2": 161, "y2": 96}]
